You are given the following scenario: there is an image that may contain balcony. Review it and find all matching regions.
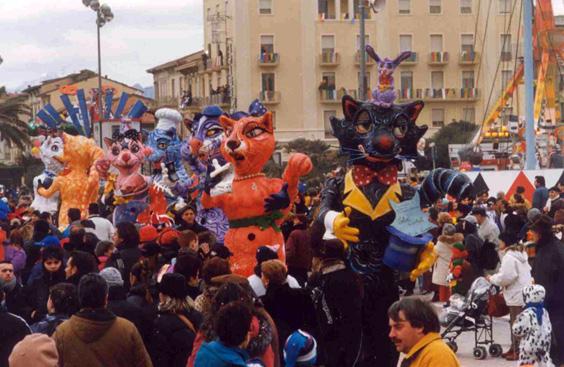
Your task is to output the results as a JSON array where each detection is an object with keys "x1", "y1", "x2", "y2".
[
  {"x1": 396, "y1": 88, "x2": 480, "y2": 102},
  {"x1": 157, "y1": 96, "x2": 180, "y2": 107},
  {"x1": 320, "y1": 88, "x2": 357, "y2": 103},
  {"x1": 400, "y1": 52, "x2": 418, "y2": 65},
  {"x1": 428, "y1": 52, "x2": 449, "y2": 65},
  {"x1": 500, "y1": 51, "x2": 513, "y2": 62},
  {"x1": 259, "y1": 90, "x2": 281, "y2": 105},
  {"x1": 320, "y1": 51, "x2": 340, "y2": 67},
  {"x1": 354, "y1": 51, "x2": 375, "y2": 66},
  {"x1": 258, "y1": 53, "x2": 279, "y2": 67},
  {"x1": 459, "y1": 50, "x2": 479, "y2": 65},
  {"x1": 203, "y1": 94, "x2": 230, "y2": 107}
]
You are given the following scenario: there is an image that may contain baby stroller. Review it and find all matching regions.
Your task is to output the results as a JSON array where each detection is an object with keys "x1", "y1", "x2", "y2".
[{"x1": 440, "y1": 277, "x2": 503, "y2": 360}]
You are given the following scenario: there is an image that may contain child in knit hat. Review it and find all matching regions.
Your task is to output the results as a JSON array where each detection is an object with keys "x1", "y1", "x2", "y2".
[
  {"x1": 283, "y1": 330, "x2": 317, "y2": 367},
  {"x1": 512, "y1": 284, "x2": 554, "y2": 367}
]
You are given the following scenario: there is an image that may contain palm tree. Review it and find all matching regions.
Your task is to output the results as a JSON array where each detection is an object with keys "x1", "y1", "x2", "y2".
[{"x1": 0, "y1": 92, "x2": 31, "y2": 149}]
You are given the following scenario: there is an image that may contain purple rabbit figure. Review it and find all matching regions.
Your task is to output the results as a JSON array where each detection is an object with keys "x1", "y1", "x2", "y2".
[{"x1": 365, "y1": 45, "x2": 413, "y2": 107}]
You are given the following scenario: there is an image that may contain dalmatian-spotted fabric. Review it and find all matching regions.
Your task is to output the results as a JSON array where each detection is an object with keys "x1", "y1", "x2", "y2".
[{"x1": 512, "y1": 284, "x2": 555, "y2": 367}]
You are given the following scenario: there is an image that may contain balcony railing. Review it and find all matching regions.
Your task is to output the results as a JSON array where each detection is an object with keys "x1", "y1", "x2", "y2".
[
  {"x1": 258, "y1": 52, "x2": 279, "y2": 66},
  {"x1": 259, "y1": 90, "x2": 281, "y2": 104},
  {"x1": 459, "y1": 50, "x2": 479, "y2": 64},
  {"x1": 320, "y1": 88, "x2": 357, "y2": 103},
  {"x1": 500, "y1": 51, "x2": 513, "y2": 62},
  {"x1": 320, "y1": 51, "x2": 340, "y2": 66},
  {"x1": 354, "y1": 51, "x2": 375, "y2": 65},
  {"x1": 428, "y1": 51, "x2": 449, "y2": 65},
  {"x1": 203, "y1": 94, "x2": 231, "y2": 106},
  {"x1": 396, "y1": 88, "x2": 480, "y2": 101}
]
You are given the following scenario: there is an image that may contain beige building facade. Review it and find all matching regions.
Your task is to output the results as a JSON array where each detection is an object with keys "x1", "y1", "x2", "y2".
[{"x1": 151, "y1": 0, "x2": 529, "y2": 141}]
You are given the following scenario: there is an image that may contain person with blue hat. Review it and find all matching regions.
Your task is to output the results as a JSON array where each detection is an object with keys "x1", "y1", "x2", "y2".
[{"x1": 283, "y1": 330, "x2": 317, "y2": 367}]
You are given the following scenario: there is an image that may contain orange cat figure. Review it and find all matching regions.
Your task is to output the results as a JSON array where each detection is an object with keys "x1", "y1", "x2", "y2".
[
  {"x1": 202, "y1": 112, "x2": 312, "y2": 276},
  {"x1": 38, "y1": 133, "x2": 104, "y2": 229}
]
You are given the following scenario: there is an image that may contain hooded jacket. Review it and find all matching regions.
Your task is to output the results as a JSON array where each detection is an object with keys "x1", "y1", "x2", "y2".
[
  {"x1": 52, "y1": 308, "x2": 152, "y2": 367},
  {"x1": 194, "y1": 341, "x2": 249, "y2": 367},
  {"x1": 432, "y1": 233, "x2": 463, "y2": 287},
  {"x1": 489, "y1": 249, "x2": 532, "y2": 306}
]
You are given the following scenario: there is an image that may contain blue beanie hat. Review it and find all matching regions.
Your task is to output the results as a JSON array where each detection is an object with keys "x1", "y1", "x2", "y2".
[
  {"x1": 36, "y1": 235, "x2": 60, "y2": 248},
  {"x1": 283, "y1": 330, "x2": 317, "y2": 367}
]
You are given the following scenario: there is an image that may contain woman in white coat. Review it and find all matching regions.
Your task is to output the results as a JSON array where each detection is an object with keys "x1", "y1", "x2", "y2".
[
  {"x1": 487, "y1": 231, "x2": 532, "y2": 361},
  {"x1": 432, "y1": 223, "x2": 463, "y2": 303}
]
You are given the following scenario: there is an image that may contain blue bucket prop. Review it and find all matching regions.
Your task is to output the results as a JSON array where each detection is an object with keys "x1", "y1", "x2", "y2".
[{"x1": 384, "y1": 226, "x2": 432, "y2": 272}]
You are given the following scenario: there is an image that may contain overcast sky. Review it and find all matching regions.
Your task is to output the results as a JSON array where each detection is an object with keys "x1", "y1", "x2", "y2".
[{"x1": 0, "y1": 0, "x2": 562, "y2": 92}]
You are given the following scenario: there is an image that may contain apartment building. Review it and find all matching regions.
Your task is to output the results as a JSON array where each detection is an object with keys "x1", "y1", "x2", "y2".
[{"x1": 151, "y1": 0, "x2": 527, "y2": 141}]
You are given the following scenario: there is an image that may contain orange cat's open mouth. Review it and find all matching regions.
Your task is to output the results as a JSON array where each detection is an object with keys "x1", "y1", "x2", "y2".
[{"x1": 229, "y1": 152, "x2": 245, "y2": 161}]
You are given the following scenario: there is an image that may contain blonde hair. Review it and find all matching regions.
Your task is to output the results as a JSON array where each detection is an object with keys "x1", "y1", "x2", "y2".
[
  {"x1": 261, "y1": 259, "x2": 287, "y2": 286},
  {"x1": 158, "y1": 295, "x2": 194, "y2": 313}
]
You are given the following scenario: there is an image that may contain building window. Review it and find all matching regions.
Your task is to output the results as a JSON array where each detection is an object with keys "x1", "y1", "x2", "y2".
[
  {"x1": 324, "y1": 110, "x2": 337, "y2": 138},
  {"x1": 318, "y1": 0, "x2": 336, "y2": 19},
  {"x1": 398, "y1": 0, "x2": 411, "y2": 14},
  {"x1": 500, "y1": 34, "x2": 512, "y2": 61},
  {"x1": 320, "y1": 72, "x2": 336, "y2": 99},
  {"x1": 400, "y1": 71, "x2": 413, "y2": 90},
  {"x1": 262, "y1": 73, "x2": 275, "y2": 92},
  {"x1": 501, "y1": 69, "x2": 513, "y2": 88},
  {"x1": 430, "y1": 34, "x2": 443, "y2": 52},
  {"x1": 462, "y1": 108, "x2": 476, "y2": 123},
  {"x1": 399, "y1": 34, "x2": 412, "y2": 52},
  {"x1": 461, "y1": 34, "x2": 474, "y2": 53},
  {"x1": 431, "y1": 71, "x2": 444, "y2": 89},
  {"x1": 340, "y1": 0, "x2": 349, "y2": 19},
  {"x1": 321, "y1": 35, "x2": 336, "y2": 61},
  {"x1": 429, "y1": 0, "x2": 441, "y2": 14},
  {"x1": 462, "y1": 71, "x2": 475, "y2": 88},
  {"x1": 432, "y1": 109, "x2": 445, "y2": 127},
  {"x1": 460, "y1": 0, "x2": 472, "y2": 13},
  {"x1": 260, "y1": 35, "x2": 276, "y2": 62},
  {"x1": 259, "y1": 0, "x2": 272, "y2": 14},
  {"x1": 356, "y1": 35, "x2": 370, "y2": 50},
  {"x1": 499, "y1": 0, "x2": 511, "y2": 14}
]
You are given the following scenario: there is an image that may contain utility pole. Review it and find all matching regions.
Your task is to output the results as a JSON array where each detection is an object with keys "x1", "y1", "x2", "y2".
[
  {"x1": 524, "y1": 0, "x2": 536, "y2": 169},
  {"x1": 359, "y1": 1, "x2": 367, "y2": 101}
]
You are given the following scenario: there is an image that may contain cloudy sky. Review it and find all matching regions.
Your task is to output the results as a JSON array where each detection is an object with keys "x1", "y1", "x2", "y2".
[
  {"x1": 0, "y1": 0, "x2": 203, "y2": 91},
  {"x1": 0, "y1": 0, "x2": 563, "y2": 92}
]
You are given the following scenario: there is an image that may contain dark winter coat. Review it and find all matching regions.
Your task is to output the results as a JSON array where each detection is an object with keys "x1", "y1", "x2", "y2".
[
  {"x1": 0, "y1": 308, "x2": 30, "y2": 367},
  {"x1": 532, "y1": 186, "x2": 549, "y2": 210},
  {"x1": 261, "y1": 282, "x2": 317, "y2": 358},
  {"x1": 5, "y1": 283, "x2": 31, "y2": 322},
  {"x1": 532, "y1": 234, "x2": 564, "y2": 363},
  {"x1": 150, "y1": 309, "x2": 202, "y2": 367},
  {"x1": 106, "y1": 245, "x2": 141, "y2": 290},
  {"x1": 107, "y1": 285, "x2": 151, "y2": 346},
  {"x1": 30, "y1": 313, "x2": 69, "y2": 336},
  {"x1": 24, "y1": 267, "x2": 65, "y2": 323},
  {"x1": 309, "y1": 261, "x2": 363, "y2": 367}
]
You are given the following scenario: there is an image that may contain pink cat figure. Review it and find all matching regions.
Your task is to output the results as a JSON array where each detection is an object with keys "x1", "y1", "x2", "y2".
[{"x1": 365, "y1": 45, "x2": 413, "y2": 107}]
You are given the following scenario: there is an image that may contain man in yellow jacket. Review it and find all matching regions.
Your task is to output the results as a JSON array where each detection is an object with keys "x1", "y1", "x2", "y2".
[{"x1": 388, "y1": 297, "x2": 460, "y2": 367}]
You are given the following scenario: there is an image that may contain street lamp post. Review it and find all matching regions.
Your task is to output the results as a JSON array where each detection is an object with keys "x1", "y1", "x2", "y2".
[{"x1": 82, "y1": 0, "x2": 113, "y2": 140}]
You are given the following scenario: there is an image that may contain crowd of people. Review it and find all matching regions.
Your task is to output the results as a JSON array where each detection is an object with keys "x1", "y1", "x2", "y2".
[{"x1": 0, "y1": 172, "x2": 563, "y2": 367}]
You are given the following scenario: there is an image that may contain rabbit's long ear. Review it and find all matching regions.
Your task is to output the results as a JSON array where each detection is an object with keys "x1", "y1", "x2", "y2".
[
  {"x1": 393, "y1": 51, "x2": 413, "y2": 67},
  {"x1": 365, "y1": 45, "x2": 381, "y2": 63}
]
